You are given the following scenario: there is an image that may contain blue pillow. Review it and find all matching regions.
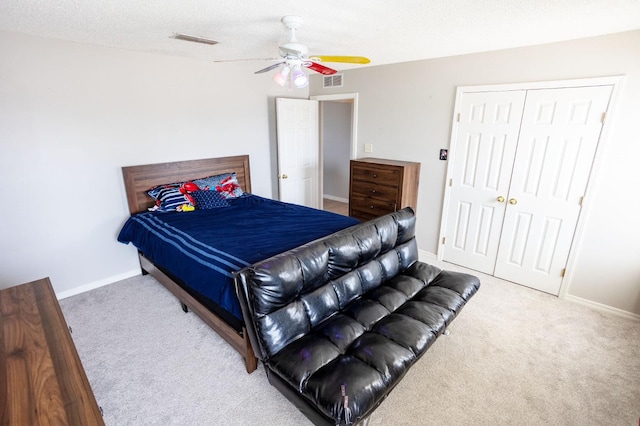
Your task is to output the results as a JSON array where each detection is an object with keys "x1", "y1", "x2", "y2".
[
  {"x1": 154, "y1": 187, "x2": 190, "y2": 211},
  {"x1": 191, "y1": 190, "x2": 230, "y2": 209},
  {"x1": 147, "y1": 183, "x2": 182, "y2": 200}
]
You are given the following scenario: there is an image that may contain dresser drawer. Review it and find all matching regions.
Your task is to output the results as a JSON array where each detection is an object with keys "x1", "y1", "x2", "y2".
[
  {"x1": 351, "y1": 181, "x2": 399, "y2": 202},
  {"x1": 351, "y1": 165, "x2": 401, "y2": 186},
  {"x1": 350, "y1": 196, "x2": 397, "y2": 218}
]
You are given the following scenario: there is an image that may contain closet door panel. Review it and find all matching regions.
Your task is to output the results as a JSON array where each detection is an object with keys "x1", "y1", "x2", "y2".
[
  {"x1": 494, "y1": 85, "x2": 613, "y2": 294},
  {"x1": 442, "y1": 91, "x2": 526, "y2": 273}
]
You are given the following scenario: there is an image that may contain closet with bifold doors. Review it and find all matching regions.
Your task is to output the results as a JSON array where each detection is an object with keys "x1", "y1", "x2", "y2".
[{"x1": 440, "y1": 78, "x2": 618, "y2": 295}]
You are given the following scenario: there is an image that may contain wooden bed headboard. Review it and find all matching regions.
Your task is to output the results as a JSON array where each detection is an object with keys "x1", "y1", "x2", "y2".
[{"x1": 122, "y1": 155, "x2": 252, "y2": 215}]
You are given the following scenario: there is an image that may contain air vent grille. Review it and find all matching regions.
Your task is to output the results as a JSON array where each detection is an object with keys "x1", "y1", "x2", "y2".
[{"x1": 323, "y1": 74, "x2": 344, "y2": 88}]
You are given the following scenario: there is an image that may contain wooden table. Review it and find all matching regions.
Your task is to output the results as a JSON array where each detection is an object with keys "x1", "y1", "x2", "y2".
[{"x1": 0, "y1": 277, "x2": 104, "y2": 425}]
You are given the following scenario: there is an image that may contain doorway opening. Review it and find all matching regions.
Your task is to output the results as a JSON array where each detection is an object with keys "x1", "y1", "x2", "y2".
[{"x1": 311, "y1": 93, "x2": 359, "y2": 216}]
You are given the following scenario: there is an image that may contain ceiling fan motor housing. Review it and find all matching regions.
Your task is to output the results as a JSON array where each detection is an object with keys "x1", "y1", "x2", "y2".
[
  {"x1": 280, "y1": 43, "x2": 308, "y2": 57},
  {"x1": 280, "y1": 16, "x2": 307, "y2": 58}
]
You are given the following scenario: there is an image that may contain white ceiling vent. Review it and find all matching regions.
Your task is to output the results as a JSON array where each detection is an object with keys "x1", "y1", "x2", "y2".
[{"x1": 323, "y1": 74, "x2": 344, "y2": 88}]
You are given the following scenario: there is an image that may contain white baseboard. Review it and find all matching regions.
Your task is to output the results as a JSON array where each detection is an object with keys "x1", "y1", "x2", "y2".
[
  {"x1": 417, "y1": 249, "x2": 639, "y2": 321},
  {"x1": 563, "y1": 294, "x2": 640, "y2": 322},
  {"x1": 57, "y1": 269, "x2": 141, "y2": 300},
  {"x1": 418, "y1": 250, "x2": 438, "y2": 263},
  {"x1": 323, "y1": 194, "x2": 349, "y2": 204}
]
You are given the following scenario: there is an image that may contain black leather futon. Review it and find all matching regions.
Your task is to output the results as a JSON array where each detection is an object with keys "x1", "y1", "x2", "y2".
[{"x1": 235, "y1": 207, "x2": 480, "y2": 425}]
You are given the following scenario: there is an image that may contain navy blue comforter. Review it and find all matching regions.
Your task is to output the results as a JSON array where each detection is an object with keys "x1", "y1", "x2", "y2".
[{"x1": 118, "y1": 195, "x2": 358, "y2": 322}]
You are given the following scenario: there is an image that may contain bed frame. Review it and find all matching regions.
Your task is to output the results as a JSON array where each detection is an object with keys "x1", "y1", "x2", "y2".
[{"x1": 121, "y1": 155, "x2": 258, "y2": 373}]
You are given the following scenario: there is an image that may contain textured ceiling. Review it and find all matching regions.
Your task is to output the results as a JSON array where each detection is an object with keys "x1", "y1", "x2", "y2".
[{"x1": 1, "y1": 0, "x2": 639, "y2": 71}]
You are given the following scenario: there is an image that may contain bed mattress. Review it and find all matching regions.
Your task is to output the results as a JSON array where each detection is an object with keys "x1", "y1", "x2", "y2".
[{"x1": 118, "y1": 195, "x2": 359, "y2": 324}]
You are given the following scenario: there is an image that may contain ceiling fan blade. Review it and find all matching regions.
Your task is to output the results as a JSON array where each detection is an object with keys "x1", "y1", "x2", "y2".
[
  {"x1": 310, "y1": 55, "x2": 370, "y2": 64},
  {"x1": 214, "y1": 57, "x2": 279, "y2": 63},
  {"x1": 172, "y1": 33, "x2": 219, "y2": 45},
  {"x1": 254, "y1": 62, "x2": 286, "y2": 74},
  {"x1": 305, "y1": 62, "x2": 337, "y2": 75}
]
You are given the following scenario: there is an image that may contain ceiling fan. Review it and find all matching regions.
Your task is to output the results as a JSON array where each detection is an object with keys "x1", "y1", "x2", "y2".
[{"x1": 253, "y1": 15, "x2": 370, "y2": 88}]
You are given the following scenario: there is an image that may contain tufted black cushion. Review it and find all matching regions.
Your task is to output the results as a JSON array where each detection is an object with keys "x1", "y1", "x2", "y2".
[{"x1": 236, "y1": 208, "x2": 480, "y2": 425}]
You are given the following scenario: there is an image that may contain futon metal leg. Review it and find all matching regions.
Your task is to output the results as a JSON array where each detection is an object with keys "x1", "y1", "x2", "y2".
[{"x1": 443, "y1": 328, "x2": 451, "y2": 335}]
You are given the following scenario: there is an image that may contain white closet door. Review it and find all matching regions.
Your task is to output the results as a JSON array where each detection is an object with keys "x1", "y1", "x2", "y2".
[
  {"x1": 494, "y1": 85, "x2": 612, "y2": 294},
  {"x1": 442, "y1": 91, "x2": 526, "y2": 273},
  {"x1": 442, "y1": 84, "x2": 613, "y2": 295}
]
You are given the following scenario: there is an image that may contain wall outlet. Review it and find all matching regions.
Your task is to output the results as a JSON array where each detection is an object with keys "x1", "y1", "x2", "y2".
[{"x1": 364, "y1": 143, "x2": 373, "y2": 153}]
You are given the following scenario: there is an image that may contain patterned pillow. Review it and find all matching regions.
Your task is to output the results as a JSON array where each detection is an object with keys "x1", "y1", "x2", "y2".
[
  {"x1": 191, "y1": 190, "x2": 230, "y2": 209},
  {"x1": 193, "y1": 172, "x2": 244, "y2": 199},
  {"x1": 147, "y1": 181, "x2": 203, "y2": 211}
]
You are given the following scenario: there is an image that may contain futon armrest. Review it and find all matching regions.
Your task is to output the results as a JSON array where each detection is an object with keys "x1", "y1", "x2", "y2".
[{"x1": 405, "y1": 261, "x2": 481, "y2": 301}]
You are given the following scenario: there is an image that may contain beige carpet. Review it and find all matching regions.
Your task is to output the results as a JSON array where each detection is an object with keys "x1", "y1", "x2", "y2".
[{"x1": 59, "y1": 263, "x2": 640, "y2": 425}]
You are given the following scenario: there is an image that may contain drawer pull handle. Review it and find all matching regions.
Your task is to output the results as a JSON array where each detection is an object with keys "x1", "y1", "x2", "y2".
[
  {"x1": 372, "y1": 174, "x2": 378, "y2": 178},
  {"x1": 371, "y1": 190, "x2": 376, "y2": 194},
  {"x1": 370, "y1": 205, "x2": 374, "y2": 209}
]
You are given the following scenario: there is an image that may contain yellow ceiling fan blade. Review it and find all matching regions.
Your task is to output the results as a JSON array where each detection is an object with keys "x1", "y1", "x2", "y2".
[{"x1": 310, "y1": 55, "x2": 370, "y2": 64}]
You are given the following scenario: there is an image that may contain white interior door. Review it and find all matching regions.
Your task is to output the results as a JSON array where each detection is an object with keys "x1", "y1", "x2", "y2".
[
  {"x1": 276, "y1": 98, "x2": 320, "y2": 208},
  {"x1": 442, "y1": 84, "x2": 612, "y2": 295},
  {"x1": 442, "y1": 91, "x2": 526, "y2": 273},
  {"x1": 494, "y1": 86, "x2": 612, "y2": 294}
]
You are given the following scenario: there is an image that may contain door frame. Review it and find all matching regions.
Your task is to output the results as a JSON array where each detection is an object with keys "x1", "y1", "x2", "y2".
[
  {"x1": 438, "y1": 75, "x2": 625, "y2": 298},
  {"x1": 310, "y1": 93, "x2": 359, "y2": 209}
]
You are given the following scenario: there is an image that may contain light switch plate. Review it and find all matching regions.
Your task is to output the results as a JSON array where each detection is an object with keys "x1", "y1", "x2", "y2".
[{"x1": 364, "y1": 143, "x2": 373, "y2": 153}]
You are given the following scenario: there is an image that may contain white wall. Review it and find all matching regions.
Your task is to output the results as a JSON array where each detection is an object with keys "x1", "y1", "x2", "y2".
[
  {"x1": 0, "y1": 31, "x2": 305, "y2": 295},
  {"x1": 310, "y1": 30, "x2": 640, "y2": 316},
  {"x1": 2, "y1": 29, "x2": 638, "y2": 317}
]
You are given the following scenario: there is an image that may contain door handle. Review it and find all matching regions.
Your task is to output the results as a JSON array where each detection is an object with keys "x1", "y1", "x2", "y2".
[
  {"x1": 497, "y1": 196, "x2": 505, "y2": 203},
  {"x1": 280, "y1": 174, "x2": 288, "y2": 179},
  {"x1": 509, "y1": 198, "x2": 518, "y2": 205}
]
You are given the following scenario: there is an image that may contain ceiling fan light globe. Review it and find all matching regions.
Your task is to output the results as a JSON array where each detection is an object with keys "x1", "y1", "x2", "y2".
[
  {"x1": 294, "y1": 76, "x2": 308, "y2": 88},
  {"x1": 273, "y1": 66, "x2": 290, "y2": 86},
  {"x1": 273, "y1": 74, "x2": 287, "y2": 86},
  {"x1": 292, "y1": 66, "x2": 308, "y2": 88}
]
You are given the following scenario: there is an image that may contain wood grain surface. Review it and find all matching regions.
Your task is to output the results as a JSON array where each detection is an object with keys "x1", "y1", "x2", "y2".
[{"x1": 0, "y1": 278, "x2": 104, "y2": 425}]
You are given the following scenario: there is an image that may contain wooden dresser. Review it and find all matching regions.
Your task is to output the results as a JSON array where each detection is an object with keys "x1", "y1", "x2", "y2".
[
  {"x1": 0, "y1": 277, "x2": 104, "y2": 425},
  {"x1": 349, "y1": 158, "x2": 421, "y2": 222}
]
